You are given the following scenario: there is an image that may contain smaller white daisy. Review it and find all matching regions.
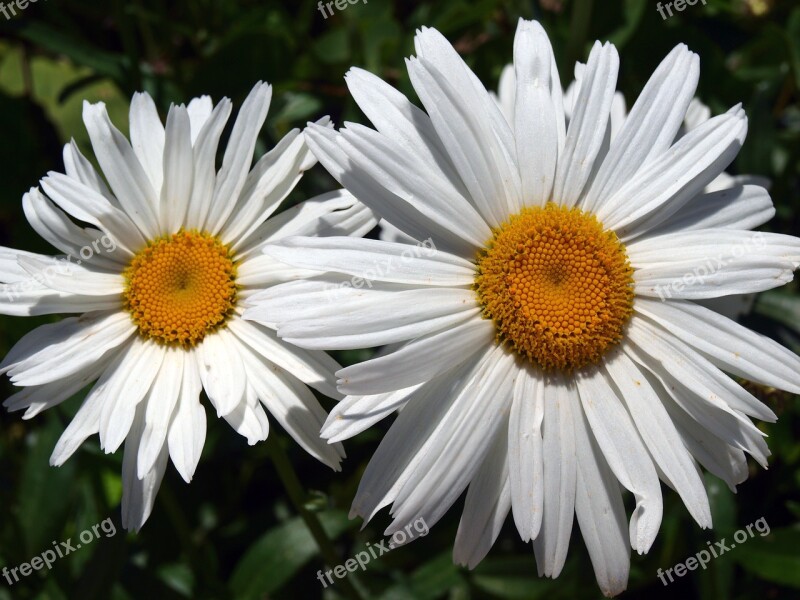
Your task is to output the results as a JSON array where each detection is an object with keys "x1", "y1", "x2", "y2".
[{"x1": 0, "y1": 83, "x2": 377, "y2": 530}]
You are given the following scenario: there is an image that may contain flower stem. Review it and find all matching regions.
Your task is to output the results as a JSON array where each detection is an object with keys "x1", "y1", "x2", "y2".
[{"x1": 266, "y1": 435, "x2": 365, "y2": 600}]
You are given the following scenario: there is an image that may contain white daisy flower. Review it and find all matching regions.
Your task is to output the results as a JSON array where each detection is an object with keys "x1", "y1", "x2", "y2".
[
  {"x1": 0, "y1": 82, "x2": 377, "y2": 531},
  {"x1": 243, "y1": 21, "x2": 800, "y2": 597}
]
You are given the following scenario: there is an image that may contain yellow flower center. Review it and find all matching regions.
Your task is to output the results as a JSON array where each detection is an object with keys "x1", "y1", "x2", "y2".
[
  {"x1": 123, "y1": 230, "x2": 238, "y2": 347},
  {"x1": 475, "y1": 203, "x2": 634, "y2": 371}
]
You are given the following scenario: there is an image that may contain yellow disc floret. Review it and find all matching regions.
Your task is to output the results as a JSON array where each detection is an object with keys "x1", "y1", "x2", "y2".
[
  {"x1": 475, "y1": 203, "x2": 634, "y2": 371},
  {"x1": 123, "y1": 230, "x2": 238, "y2": 347}
]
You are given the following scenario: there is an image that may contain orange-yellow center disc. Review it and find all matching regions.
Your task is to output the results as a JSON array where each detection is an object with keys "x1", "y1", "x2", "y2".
[
  {"x1": 123, "y1": 230, "x2": 238, "y2": 347},
  {"x1": 475, "y1": 203, "x2": 634, "y2": 371}
]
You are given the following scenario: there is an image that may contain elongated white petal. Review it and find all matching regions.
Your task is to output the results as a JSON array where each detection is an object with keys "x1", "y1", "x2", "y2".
[
  {"x1": 576, "y1": 367, "x2": 663, "y2": 554},
  {"x1": 264, "y1": 236, "x2": 475, "y2": 287},
  {"x1": 387, "y1": 348, "x2": 516, "y2": 534},
  {"x1": 636, "y1": 298, "x2": 800, "y2": 394},
  {"x1": 454, "y1": 421, "x2": 511, "y2": 569},
  {"x1": 99, "y1": 337, "x2": 164, "y2": 454},
  {"x1": 508, "y1": 363, "x2": 544, "y2": 542},
  {"x1": 582, "y1": 45, "x2": 699, "y2": 213},
  {"x1": 121, "y1": 403, "x2": 169, "y2": 532},
  {"x1": 137, "y1": 348, "x2": 183, "y2": 478},
  {"x1": 602, "y1": 107, "x2": 748, "y2": 238},
  {"x1": 185, "y1": 99, "x2": 232, "y2": 229},
  {"x1": 160, "y1": 104, "x2": 194, "y2": 233},
  {"x1": 571, "y1": 403, "x2": 630, "y2": 597},
  {"x1": 513, "y1": 19, "x2": 559, "y2": 207},
  {"x1": 196, "y1": 329, "x2": 246, "y2": 417},
  {"x1": 235, "y1": 189, "x2": 377, "y2": 261},
  {"x1": 604, "y1": 350, "x2": 712, "y2": 528},
  {"x1": 227, "y1": 317, "x2": 341, "y2": 399},
  {"x1": 41, "y1": 172, "x2": 146, "y2": 255},
  {"x1": 533, "y1": 374, "x2": 576, "y2": 578},
  {"x1": 553, "y1": 41, "x2": 619, "y2": 207},
  {"x1": 186, "y1": 95, "x2": 213, "y2": 143},
  {"x1": 240, "y1": 344, "x2": 344, "y2": 469},
  {"x1": 344, "y1": 67, "x2": 469, "y2": 199},
  {"x1": 205, "y1": 82, "x2": 272, "y2": 234},
  {"x1": 2, "y1": 311, "x2": 135, "y2": 387},
  {"x1": 167, "y1": 351, "x2": 206, "y2": 482},
  {"x1": 645, "y1": 184, "x2": 774, "y2": 235},
  {"x1": 83, "y1": 101, "x2": 160, "y2": 238},
  {"x1": 129, "y1": 92, "x2": 165, "y2": 195},
  {"x1": 336, "y1": 316, "x2": 494, "y2": 395},
  {"x1": 17, "y1": 256, "x2": 124, "y2": 296},
  {"x1": 321, "y1": 384, "x2": 421, "y2": 444}
]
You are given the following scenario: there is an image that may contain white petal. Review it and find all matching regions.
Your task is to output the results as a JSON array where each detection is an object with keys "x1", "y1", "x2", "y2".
[
  {"x1": 129, "y1": 92, "x2": 165, "y2": 194},
  {"x1": 349, "y1": 350, "x2": 489, "y2": 522},
  {"x1": 22, "y1": 187, "x2": 125, "y2": 269},
  {"x1": 136, "y1": 348, "x2": 183, "y2": 478},
  {"x1": 407, "y1": 56, "x2": 521, "y2": 226},
  {"x1": 532, "y1": 374, "x2": 576, "y2": 578},
  {"x1": 304, "y1": 123, "x2": 474, "y2": 257},
  {"x1": 160, "y1": 104, "x2": 194, "y2": 233},
  {"x1": 624, "y1": 321, "x2": 771, "y2": 467},
  {"x1": 235, "y1": 189, "x2": 377, "y2": 260},
  {"x1": 205, "y1": 82, "x2": 272, "y2": 235},
  {"x1": 513, "y1": 20, "x2": 560, "y2": 207},
  {"x1": 508, "y1": 363, "x2": 544, "y2": 542},
  {"x1": 412, "y1": 27, "x2": 521, "y2": 223},
  {"x1": 121, "y1": 403, "x2": 168, "y2": 531},
  {"x1": 222, "y1": 125, "x2": 316, "y2": 247},
  {"x1": 167, "y1": 351, "x2": 206, "y2": 482},
  {"x1": 83, "y1": 101, "x2": 160, "y2": 238},
  {"x1": 99, "y1": 337, "x2": 164, "y2": 454},
  {"x1": 321, "y1": 384, "x2": 421, "y2": 444},
  {"x1": 222, "y1": 384, "x2": 270, "y2": 445},
  {"x1": 603, "y1": 350, "x2": 712, "y2": 528},
  {"x1": 184, "y1": 99, "x2": 232, "y2": 229},
  {"x1": 196, "y1": 329, "x2": 246, "y2": 417},
  {"x1": 41, "y1": 172, "x2": 146, "y2": 255},
  {"x1": 386, "y1": 348, "x2": 516, "y2": 534},
  {"x1": 344, "y1": 67, "x2": 469, "y2": 200},
  {"x1": 336, "y1": 316, "x2": 494, "y2": 395},
  {"x1": 2, "y1": 311, "x2": 135, "y2": 387},
  {"x1": 227, "y1": 317, "x2": 341, "y2": 399},
  {"x1": 17, "y1": 255, "x2": 124, "y2": 296},
  {"x1": 63, "y1": 140, "x2": 115, "y2": 202},
  {"x1": 644, "y1": 184, "x2": 774, "y2": 235},
  {"x1": 553, "y1": 41, "x2": 619, "y2": 207},
  {"x1": 240, "y1": 344, "x2": 344, "y2": 469},
  {"x1": 635, "y1": 298, "x2": 800, "y2": 394},
  {"x1": 186, "y1": 95, "x2": 213, "y2": 143},
  {"x1": 601, "y1": 107, "x2": 748, "y2": 238},
  {"x1": 572, "y1": 402, "x2": 630, "y2": 597},
  {"x1": 336, "y1": 122, "x2": 490, "y2": 249},
  {"x1": 3, "y1": 358, "x2": 107, "y2": 420},
  {"x1": 263, "y1": 236, "x2": 475, "y2": 287},
  {"x1": 582, "y1": 45, "x2": 699, "y2": 213},
  {"x1": 453, "y1": 421, "x2": 511, "y2": 569},
  {"x1": 575, "y1": 367, "x2": 663, "y2": 554}
]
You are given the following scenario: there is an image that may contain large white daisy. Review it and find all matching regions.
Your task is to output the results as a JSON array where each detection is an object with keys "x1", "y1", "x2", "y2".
[
  {"x1": 243, "y1": 21, "x2": 800, "y2": 596},
  {"x1": 0, "y1": 83, "x2": 376, "y2": 530}
]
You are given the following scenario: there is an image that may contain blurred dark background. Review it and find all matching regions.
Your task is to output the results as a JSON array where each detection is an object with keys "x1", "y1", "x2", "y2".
[{"x1": 0, "y1": 0, "x2": 798, "y2": 598}]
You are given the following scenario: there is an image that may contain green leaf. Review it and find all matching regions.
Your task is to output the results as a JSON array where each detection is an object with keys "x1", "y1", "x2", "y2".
[{"x1": 230, "y1": 510, "x2": 354, "y2": 598}]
